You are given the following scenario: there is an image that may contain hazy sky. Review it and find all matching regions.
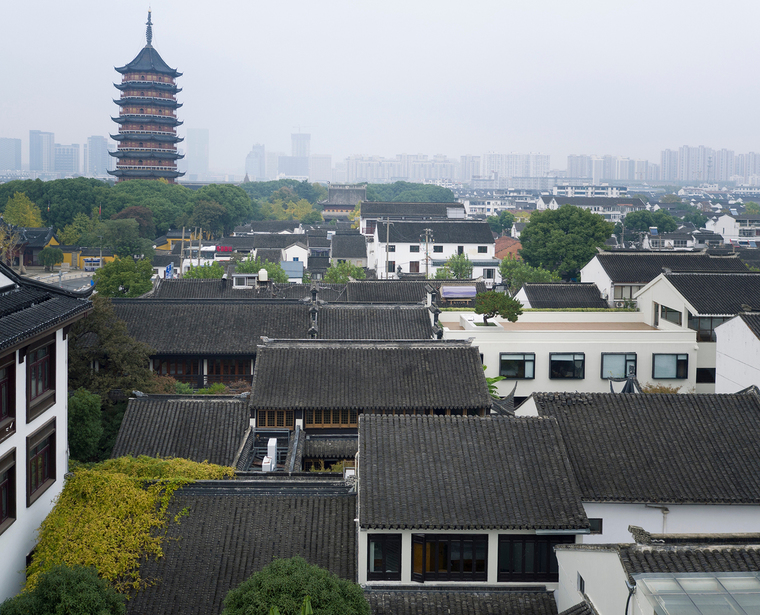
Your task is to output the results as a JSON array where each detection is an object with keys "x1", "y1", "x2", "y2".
[{"x1": 2, "y1": 0, "x2": 759, "y2": 174}]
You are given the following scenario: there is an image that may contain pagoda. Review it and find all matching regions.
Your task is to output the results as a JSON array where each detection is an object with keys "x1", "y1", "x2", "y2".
[{"x1": 109, "y1": 11, "x2": 184, "y2": 183}]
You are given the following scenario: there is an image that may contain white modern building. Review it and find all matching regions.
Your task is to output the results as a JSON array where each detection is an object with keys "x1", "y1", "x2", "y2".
[{"x1": 715, "y1": 313, "x2": 760, "y2": 393}]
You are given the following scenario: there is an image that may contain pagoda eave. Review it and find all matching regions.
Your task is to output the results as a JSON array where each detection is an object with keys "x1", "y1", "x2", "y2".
[
  {"x1": 109, "y1": 150, "x2": 184, "y2": 160},
  {"x1": 113, "y1": 98, "x2": 182, "y2": 109},
  {"x1": 110, "y1": 133, "x2": 183, "y2": 143},
  {"x1": 112, "y1": 115, "x2": 182, "y2": 126},
  {"x1": 114, "y1": 81, "x2": 181, "y2": 93},
  {"x1": 108, "y1": 168, "x2": 185, "y2": 179},
  {"x1": 114, "y1": 64, "x2": 182, "y2": 79}
]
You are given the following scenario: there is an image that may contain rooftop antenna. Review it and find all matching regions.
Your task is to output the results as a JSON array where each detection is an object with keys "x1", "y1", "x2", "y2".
[{"x1": 146, "y1": 8, "x2": 153, "y2": 47}]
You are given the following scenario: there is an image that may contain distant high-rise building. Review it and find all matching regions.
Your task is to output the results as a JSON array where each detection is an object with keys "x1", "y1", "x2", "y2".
[
  {"x1": 660, "y1": 149, "x2": 679, "y2": 182},
  {"x1": 567, "y1": 155, "x2": 591, "y2": 179},
  {"x1": 309, "y1": 154, "x2": 332, "y2": 183},
  {"x1": 245, "y1": 144, "x2": 266, "y2": 181},
  {"x1": 0, "y1": 138, "x2": 22, "y2": 170},
  {"x1": 29, "y1": 130, "x2": 54, "y2": 172},
  {"x1": 85, "y1": 136, "x2": 113, "y2": 177},
  {"x1": 186, "y1": 128, "x2": 209, "y2": 177},
  {"x1": 265, "y1": 151, "x2": 282, "y2": 180},
  {"x1": 54, "y1": 143, "x2": 80, "y2": 174},
  {"x1": 460, "y1": 155, "x2": 481, "y2": 183},
  {"x1": 291, "y1": 133, "x2": 310, "y2": 158}
]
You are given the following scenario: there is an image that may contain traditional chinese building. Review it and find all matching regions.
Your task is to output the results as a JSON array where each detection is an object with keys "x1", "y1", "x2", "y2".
[{"x1": 109, "y1": 11, "x2": 184, "y2": 183}]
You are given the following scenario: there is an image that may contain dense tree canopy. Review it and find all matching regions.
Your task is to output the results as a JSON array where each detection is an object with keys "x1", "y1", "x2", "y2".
[
  {"x1": 435, "y1": 253, "x2": 473, "y2": 280},
  {"x1": 222, "y1": 557, "x2": 369, "y2": 615},
  {"x1": 486, "y1": 210, "x2": 515, "y2": 235},
  {"x1": 324, "y1": 261, "x2": 366, "y2": 283},
  {"x1": 499, "y1": 254, "x2": 560, "y2": 296},
  {"x1": 519, "y1": 205, "x2": 614, "y2": 280},
  {"x1": 365, "y1": 181, "x2": 455, "y2": 203},
  {"x1": 94, "y1": 257, "x2": 153, "y2": 298},
  {"x1": 4, "y1": 192, "x2": 43, "y2": 227},
  {"x1": 475, "y1": 291, "x2": 523, "y2": 324},
  {"x1": 616, "y1": 209, "x2": 678, "y2": 242},
  {"x1": 744, "y1": 201, "x2": 760, "y2": 215},
  {"x1": 38, "y1": 247, "x2": 64, "y2": 272},
  {"x1": 68, "y1": 389, "x2": 103, "y2": 462},
  {"x1": 236, "y1": 256, "x2": 289, "y2": 282},
  {"x1": 184, "y1": 261, "x2": 225, "y2": 279},
  {"x1": 111, "y1": 206, "x2": 155, "y2": 238}
]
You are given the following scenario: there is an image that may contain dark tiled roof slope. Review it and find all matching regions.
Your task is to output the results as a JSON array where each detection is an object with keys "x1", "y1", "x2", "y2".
[
  {"x1": 522, "y1": 283, "x2": 607, "y2": 309},
  {"x1": 534, "y1": 392, "x2": 760, "y2": 503},
  {"x1": 255, "y1": 248, "x2": 283, "y2": 263},
  {"x1": 304, "y1": 437, "x2": 358, "y2": 459},
  {"x1": 331, "y1": 234, "x2": 367, "y2": 259},
  {"x1": 126, "y1": 489, "x2": 356, "y2": 615},
  {"x1": 594, "y1": 252, "x2": 747, "y2": 283},
  {"x1": 378, "y1": 221, "x2": 494, "y2": 244},
  {"x1": 252, "y1": 234, "x2": 308, "y2": 249},
  {"x1": 251, "y1": 341, "x2": 492, "y2": 412},
  {"x1": 359, "y1": 415, "x2": 588, "y2": 530},
  {"x1": 559, "y1": 600, "x2": 597, "y2": 615},
  {"x1": 664, "y1": 273, "x2": 760, "y2": 315},
  {"x1": 366, "y1": 589, "x2": 559, "y2": 615},
  {"x1": 112, "y1": 301, "x2": 309, "y2": 354},
  {"x1": 341, "y1": 280, "x2": 487, "y2": 304},
  {"x1": 318, "y1": 305, "x2": 433, "y2": 339},
  {"x1": 361, "y1": 202, "x2": 465, "y2": 217},
  {"x1": 235, "y1": 220, "x2": 300, "y2": 233},
  {"x1": 552, "y1": 197, "x2": 647, "y2": 209},
  {"x1": 619, "y1": 544, "x2": 760, "y2": 576},
  {"x1": 111, "y1": 397, "x2": 249, "y2": 466},
  {"x1": 739, "y1": 313, "x2": 760, "y2": 340}
]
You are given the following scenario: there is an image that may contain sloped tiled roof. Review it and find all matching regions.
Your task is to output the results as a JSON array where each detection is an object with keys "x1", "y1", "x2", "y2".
[
  {"x1": 359, "y1": 415, "x2": 588, "y2": 530},
  {"x1": 366, "y1": 589, "x2": 559, "y2": 615},
  {"x1": 552, "y1": 197, "x2": 647, "y2": 209},
  {"x1": 303, "y1": 436, "x2": 357, "y2": 459},
  {"x1": 558, "y1": 600, "x2": 598, "y2": 615},
  {"x1": 318, "y1": 305, "x2": 433, "y2": 339},
  {"x1": 664, "y1": 272, "x2": 760, "y2": 315},
  {"x1": 252, "y1": 234, "x2": 308, "y2": 249},
  {"x1": 255, "y1": 248, "x2": 283, "y2": 263},
  {"x1": 378, "y1": 220, "x2": 494, "y2": 244},
  {"x1": 361, "y1": 202, "x2": 465, "y2": 218},
  {"x1": 739, "y1": 313, "x2": 760, "y2": 340},
  {"x1": 619, "y1": 543, "x2": 760, "y2": 577},
  {"x1": 533, "y1": 391, "x2": 760, "y2": 503},
  {"x1": 593, "y1": 252, "x2": 747, "y2": 283},
  {"x1": 115, "y1": 45, "x2": 181, "y2": 77},
  {"x1": 522, "y1": 283, "x2": 608, "y2": 309},
  {"x1": 331, "y1": 233, "x2": 367, "y2": 259},
  {"x1": 251, "y1": 341, "x2": 492, "y2": 413},
  {"x1": 111, "y1": 396, "x2": 249, "y2": 466},
  {"x1": 125, "y1": 485, "x2": 356, "y2": 615},
  {"x1": 234, "y1": 220, "x2": 300, "y2": 234}
]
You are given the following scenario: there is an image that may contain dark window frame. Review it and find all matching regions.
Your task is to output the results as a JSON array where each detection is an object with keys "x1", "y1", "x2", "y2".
[
  {"x1": 497, "y1": 534, "x2": 575, "y2": 582},
  {"x1": 600, "y1": 353, "x2": 637, "y2": 379},
  {"x1": 26, "y1": 335, "x2": 56, "y2": 423},
  {"x1": 433, "y1": 245, "x2": 443, "y2": 253},
  {"x1": 409, "y1": 245, "x2": 420, "y2": 253},
  {"x1": 660, "y1": 305, "x2": 682, "y2": 326},
  {"x1": 696, "y1": 367, "x2": 716, "y2": 384},
  {"x1": 388, "y1": 245, "x2": 396, "y2": 253},
  {"x1": 0, "y1": 354, "x2": 15, "y2": 443},
  {"x1": 477, "y1": 246, "x2": 488, "y2": 253},
  {"x1": 411, "y1": 534, "x2": 488, "y2": 582},
  {"x1": 0, "y1": 448, "x2": 16, "y2": 536},
  {"x1": 499, "y1": 353, "x2": 535, "y2": 379},
  {"x1": 367, "y1": 534, "x2": 402, "y2": 581},
  {"x1": 549, "y1": 353, "x2": 585, "y2": 380},
  {"x1": 652, "y1": 353, "x2": 688, "y2": 380},
  {"x1": 26, "y1": 417, "x2": 56, "y2": 507},
  {"x1": 589, "y1": 518, "x2": 603, "y2": 534}
]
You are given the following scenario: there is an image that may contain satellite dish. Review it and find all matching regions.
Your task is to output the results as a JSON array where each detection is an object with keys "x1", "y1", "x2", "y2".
[{"x1": 258, "y1": 268, "x2": 268, "y2": 282}]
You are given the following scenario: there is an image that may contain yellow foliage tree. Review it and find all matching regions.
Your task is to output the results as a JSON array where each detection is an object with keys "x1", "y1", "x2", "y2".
[
  {"x1": 4, "y1": 192, "x2": 44, "y2": 227},
  {"x1": 285, "y1": 198, "x2": 316, "y2": 220}
]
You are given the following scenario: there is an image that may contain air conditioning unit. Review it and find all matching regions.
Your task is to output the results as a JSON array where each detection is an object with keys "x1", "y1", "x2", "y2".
[{"x1": 614, "y1": 301, "x2": 626, "y2": 308}]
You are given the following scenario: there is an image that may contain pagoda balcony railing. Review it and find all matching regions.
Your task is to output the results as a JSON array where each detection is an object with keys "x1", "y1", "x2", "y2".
[
  {"x1": 116, "y1": 96, "x2": 180, "y2": 105},
  {"x1": 117, "y1": 147, "x2": 178, "y2": 153},
  {"x1": 118, "y1": 128, "x2": 176, "y2": 134},
  {"x1": 118, "y1": 112, "x2": 178, "y2": 120},
  {"x1": 116, "y1": 165, "x2": 179, "y2": 171}
]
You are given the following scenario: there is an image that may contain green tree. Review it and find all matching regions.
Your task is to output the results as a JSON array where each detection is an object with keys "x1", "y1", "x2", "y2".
[
  {"x1": 68, "y1": 389, "x2": 103, "y2": 462},
  {"x1": 59, "y1": 212, "x2": 96, "y2": 245},
  {"x1": 190, "y1": 200, "x2": 227, "y2": 238},
  {"x1": 4, "y1": 192, "x2": 43, "y2": 227},
  {"x1": 519, "y1": 205, "x2": 614, "y2": 280},
  {"x1": 236, "y1": 256, "x2": 289, "y2": 282},
  {"x1": 99, "y1": 218, "x2": 154, "y2": 259},
  {"x1": 744, "y1": 201, "x2": 760, "y2": 215},
  {"x1": 441, "y1": 253, "x2": 473, "y2": 279},
  {"x1": 324, "y1": 261, "x2": 366, "y2": 283},
  {"x1": 661, "y1": 194, "x2": 683, "y2": 203},
  {"x1": 94, "y1": 257, "x2": 153, "y2": 298},
  {"x1": 184, "y1": 261, "x2": 225, "y2": 279},
  {"x1": 0, "y1": 565, "x2": 125, "y2": 615},
  {"x1": 111, "y1": 206, "x2": 156, "y2": 238},
  {"x1": 617, "y1": 209, "x2": 678, "y2": 243},
  {"x1": 681, "y1": 206, "x2": 708, "y2": 229},
  {"x1": 475, "y1": 291, "x2": 523, "y2": 325},
  {"x1": 38, "y1": 247, "x2": 64, "y2": 272},
  {"x1": 193, "y1": 184, "x2": 253, "y2": 234},
  {"x1": 486, "y1": 210, "x2": 515, "y2": 235},
  {"x1": 221, "y1": 557, "x2": 369, "y2": 615},
  {"x1": 499, "y1": 254, "x2": 560, "y2": 296}
]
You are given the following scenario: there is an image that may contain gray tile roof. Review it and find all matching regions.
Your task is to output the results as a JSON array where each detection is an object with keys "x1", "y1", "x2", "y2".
[
  {"x1": 125, "y1": 484, "x2": 356, "y2": 615},
  {"x1": 522, "y1": 283, "x2": 608, "y2": 309},
  {"x1": 664, "y1": 272, "x2": 760, "y2": 315},
  {"x1": 111, "y1": 396, "x2": 249, "y2": 466},
  {"x1": 0, "y1": 264, "x2": 91, "y2": 352},
  {"x1": 378, "y1": 220, "x2": 494, "y2": 244},
  {"x1": 619, "y1": 544, "x2": 760, "y2": 577},
  {"x1": 593, "y1": 252, "x2": 748, "y2": 284},
  {"x1": 361, "y1": 202, "x2": 465, "y2": 218},
  {"x1": 359, "y1": 415, "x2": 588, "y2": 530},
  {"x1": 251, "y1": 340, "x2": 492, "y2": 413},
  {"x1": 533, "y1": 391, "x2": 760, "y2": 503},
  {"x1": 252, "y1": 234, "x2": 308, "y2": 249},
  {"x1": 558, "y1": 600, "x2": 597, "y2": 615},
  {"x1": 234, "y1": 220, "x2": 300, "y2": 233},
  {"x1": 255, "y1": 248, "x2": 283, "y2": 263},
  {"x1": 303, "y1": 436, "x2": 358, "y2": 459},
  {"x1": 739, "y1": 313, "x2": 760, "y2": 340},
  {"x1": 331, "y1": 233, "x2": 367, "y2": 259},
  {"x1": 552, "y1": 197, "x2": 647, "y2": 210},
  {"x1": 317, "y1": 305, "x2": 433, "y2": 339},
  {"x1": 366, "y1": 589, "x2": 559, "y2": 615}
]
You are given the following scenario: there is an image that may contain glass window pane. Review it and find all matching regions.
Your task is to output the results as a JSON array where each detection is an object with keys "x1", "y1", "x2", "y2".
[
  {"x1": 462, "y1": 541, "x2": 473, "y2": 573},
  {"x1": 386, "y1": 539, "x2": 400, "y2": 573},
  {"x1": 524, "y1": 541, "x2": 535, "y2": 574},
  {"x1": 450, "y1": 541, "x2": 461, "y2": 573},
  {"x1": 438, "y1": 542, "x2": 448, "y2": 573},
  {"x1": 475, "y1": 541, "x2": 486, "y2": 573},
  {"x1": 525, "y1": 360, "x2": 534, "y2": 379},
  {"x1": 499, "y1": 542, "x2": 511, "y2": 574},
  {"x1": 370, "y1": 540, "x2": 383, "y2": 573},
  {"x1": 602, "y1": 354, "x2": 626, "y2": 379},
  {"x1": 413, "y1": 541, "x2": 424, "y2": 575},
  {"x1": 654, "y1": 354, "x2": 678, "y2": 378},
  {"x1": 512, "y1": 542, "x2": 523, "y2": 574}
]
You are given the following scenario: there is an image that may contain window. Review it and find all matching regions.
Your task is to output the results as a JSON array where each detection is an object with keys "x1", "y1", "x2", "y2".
[
  {"x1": 412, "y1": 534, "x2": 487, "y2": 582},
  {"x1": 484, "y1": 268, "x2": 495, "y2": 279},
  {"x1": 660, "y1": 305, "x2": 682, "y2": 326},
  {"x1": 410, "y1": 245, "x2": 420, "y2": 253},
  {"x1": 368, "y1": 535, "x2": 401, "y2": 581},
  {"x1": 652, "y1": 354, "x2": 688, "y2": 379},
  {"x1": 27, "y1": 418, "x2": 56, "y2": 506},
  {"x1": 696, "y1": 368, "x2": 716, "y2": 383},
  {"x1": 27, "y1": 336, "x2": 55, "y2": 422},
  {"x1": 653, "y1": 302, "x2": 660, "y2": 326},
  {"x1": 500, "y1": 353, "x2": 535, "y2": 379},
  {"x1": 409, "y1": 261, "x2": 420, "y2": 273},
  {"x1": 578, "y1": 573, "x2": 586, "y2": 593},
  {"x1": 549, "y1": 353, "x2": 585, "y2": 379},
  {"x1": 0, "y1": 355, "x2": 15, "y2": 443},
  {"x1": 589, "y1": 518, "x2": 603, "y2": 534},
  {"x1": 388, "y1": 245, "x2": 396, "y2": 253},
  {"x1": 259, "y1": 410, "x2": 295, "y2": 429},
  {"x1": 600, "y1": 353, "x2": 636, "y2": 379},
  {"x1": 687, "y1": 314, "x2": 729, "y2": 342},
  {"x1": 497, "y1": 534, "x2": 574, "y2": 582},
  {"x1": 477, "y1": 246, "x2": 488, "y2": 253},
  {"x1": 457, "y1": 246, "x2": 464, "y2": 255},
  {"x1": 433, "y1": 245, "x2": 443, "y2": 253},
  {"x1": 305, "y1": 408, "x2": 358, "y2": 429},
  {"x1": 0, "y1": 449, "x2": 15, "y2": 535},
  {"x1": 387, "y1": 261, "x2": 395, "y2": 273}
]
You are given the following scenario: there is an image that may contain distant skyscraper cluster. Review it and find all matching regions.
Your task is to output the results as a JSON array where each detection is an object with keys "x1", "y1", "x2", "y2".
[
  {"x1": 659, "y1": 146, "x2": 760, "y2": 184},
  {"x1": 243, "y1": 134, "x2": 332, "y2": 183}
]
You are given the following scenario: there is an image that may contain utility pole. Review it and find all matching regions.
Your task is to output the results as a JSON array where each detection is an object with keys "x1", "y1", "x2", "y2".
[{"x1": 421, "y1": 228, "x2": 433, "y2": 278}]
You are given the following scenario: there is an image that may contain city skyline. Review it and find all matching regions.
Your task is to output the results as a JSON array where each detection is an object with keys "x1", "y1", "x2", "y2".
[{"x1": 2, "y1": 0, "x2": 759, "y2": 175}]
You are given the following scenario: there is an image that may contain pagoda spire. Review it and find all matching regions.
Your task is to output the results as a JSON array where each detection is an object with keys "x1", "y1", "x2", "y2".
[{"x1": 146, "y1": 9, "x2": 153, "y2": 47}]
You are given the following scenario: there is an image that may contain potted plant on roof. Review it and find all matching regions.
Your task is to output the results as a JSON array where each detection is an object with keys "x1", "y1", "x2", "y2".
[{"x1": 474, "y1": 290, "x2": 523, "y2": 326}]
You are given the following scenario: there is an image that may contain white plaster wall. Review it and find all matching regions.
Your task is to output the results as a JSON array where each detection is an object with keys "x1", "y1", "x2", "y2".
[
  {"x1": 715, "y1": 317, "x2": 760, "y2": 392},
  {"x1": 0, "y1": 330, "x2": 68, "y2": 602},
  {"x1": 555, "y1": 549, "x2": 629, "y2": 615},
  {"x1": 283, "y1": 245, "x2": 309, "y2": 262},
  {"x1": 580, "y1": 502, "x2": 760, "y2": 545},
  {"x1": 579, "y1": 257, "x2": 613, "y2": 301}
]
